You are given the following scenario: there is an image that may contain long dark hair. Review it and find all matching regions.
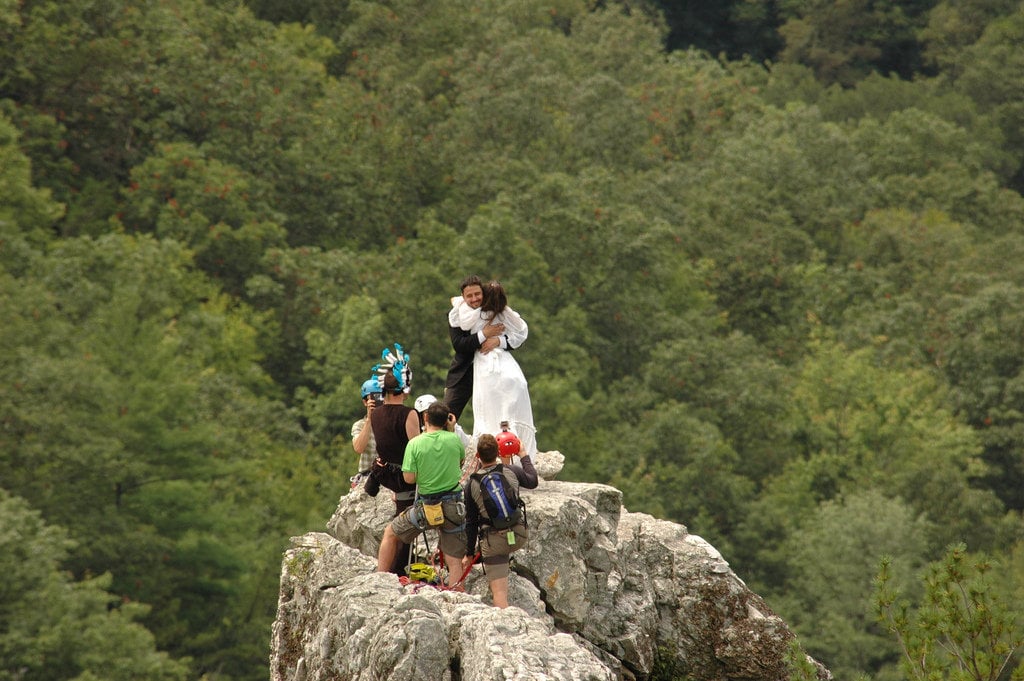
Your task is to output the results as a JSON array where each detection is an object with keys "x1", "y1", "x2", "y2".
[{"x1": 480, "y1": 281, "x2": 508, "y2": 318}]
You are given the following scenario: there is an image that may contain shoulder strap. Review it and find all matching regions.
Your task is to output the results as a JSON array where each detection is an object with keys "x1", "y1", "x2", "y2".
[{"x1": 471, "y1": 463, "x2": 503, "y2": 481}]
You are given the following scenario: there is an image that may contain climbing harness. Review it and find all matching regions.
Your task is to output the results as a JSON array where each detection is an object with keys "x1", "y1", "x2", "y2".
[{"x1": 398, "y1": 485, "x2": 479, "y2": 590}]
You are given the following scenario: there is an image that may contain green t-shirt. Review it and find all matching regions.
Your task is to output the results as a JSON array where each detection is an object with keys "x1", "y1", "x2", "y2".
[{"x1": 402, "y1": 430, "x2": 465, "y2": 495}]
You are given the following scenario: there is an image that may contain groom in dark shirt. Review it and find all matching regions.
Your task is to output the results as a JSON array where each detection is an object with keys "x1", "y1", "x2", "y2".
[{"x1": 443, "y1": 275, "x2": 504, "y2": 419}]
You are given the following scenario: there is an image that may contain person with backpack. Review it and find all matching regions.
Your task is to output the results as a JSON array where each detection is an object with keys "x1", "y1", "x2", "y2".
[
  {"x1": 462, "y1": 433, "x2": 529, "y2": 608},
  {"x1": 376, "y1": 401, "x2": 468, "y2": 588}
]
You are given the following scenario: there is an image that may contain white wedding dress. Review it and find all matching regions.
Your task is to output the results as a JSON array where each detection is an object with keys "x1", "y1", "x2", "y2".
[{"x1": 449, "y1": 296, "x2": 537, "y2": 457}]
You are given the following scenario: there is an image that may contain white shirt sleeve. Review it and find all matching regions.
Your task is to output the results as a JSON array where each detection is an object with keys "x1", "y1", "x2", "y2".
[
  {"x1": 448, "y1": 296, "x2": 464, "y2": 328},
  {"x1": 500, "y1": 307, "x2": 528, "y2": 349}
]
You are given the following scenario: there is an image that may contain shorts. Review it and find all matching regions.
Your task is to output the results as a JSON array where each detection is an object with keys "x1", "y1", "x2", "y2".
[
  {"x1": 478, "y1": 523, "x2": 529, "y2": 580},
  {"x1": 390, "y1": 496, "x2": 467, "y2": 559}
]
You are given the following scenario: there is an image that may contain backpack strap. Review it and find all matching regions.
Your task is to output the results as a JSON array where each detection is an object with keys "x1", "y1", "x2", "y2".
[
  {"x1": 469, "y1": 463, "x2": 505, "y2": 528},
  {"x1": 469, "y1": 462, "x2": 504, "y2": 481}
]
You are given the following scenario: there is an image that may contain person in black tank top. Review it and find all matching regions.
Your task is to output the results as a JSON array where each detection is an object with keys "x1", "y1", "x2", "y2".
[{"x1": 366, "y1": 372, "x2": 419, "y2": 574}]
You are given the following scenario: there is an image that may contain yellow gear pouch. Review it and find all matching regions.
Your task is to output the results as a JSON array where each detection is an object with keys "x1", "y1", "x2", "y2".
[{"x1": 423, "y1": 501, "x2": 445, "y2": 526}]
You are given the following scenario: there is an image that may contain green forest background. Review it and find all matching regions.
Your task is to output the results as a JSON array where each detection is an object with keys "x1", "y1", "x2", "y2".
[{"x1": 3, "y1": 0, "x2": 1024, "y2": 679}]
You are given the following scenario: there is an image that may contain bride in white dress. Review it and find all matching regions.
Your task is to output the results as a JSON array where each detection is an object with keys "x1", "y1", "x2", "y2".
[{"x1": 449, "y1": 281, "x2": 537, "y2": 458}]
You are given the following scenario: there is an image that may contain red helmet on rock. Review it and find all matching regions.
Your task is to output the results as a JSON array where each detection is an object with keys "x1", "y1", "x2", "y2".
[{"x1": 495, "y1": 429, "x2": 521, "y2": 457}]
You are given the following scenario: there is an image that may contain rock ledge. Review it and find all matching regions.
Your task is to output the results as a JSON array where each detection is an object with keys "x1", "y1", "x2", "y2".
[{"x1": 270, "y1": 452, "x2": 831, "y2": 681}]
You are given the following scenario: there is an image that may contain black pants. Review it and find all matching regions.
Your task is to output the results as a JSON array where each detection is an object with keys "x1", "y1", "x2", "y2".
[{"x1": 443, "y1": 377, "x2": 473, "y2": 420}]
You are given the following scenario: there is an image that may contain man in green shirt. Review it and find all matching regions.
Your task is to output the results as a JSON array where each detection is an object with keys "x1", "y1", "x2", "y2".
[{"x1": 376, "y1": 401, "x2": 467, "y2": 587}]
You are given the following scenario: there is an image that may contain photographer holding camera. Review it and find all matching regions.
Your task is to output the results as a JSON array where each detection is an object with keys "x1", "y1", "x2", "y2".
[{"x1": 349, "y1": 378, "x2": 381, "y2": 490}]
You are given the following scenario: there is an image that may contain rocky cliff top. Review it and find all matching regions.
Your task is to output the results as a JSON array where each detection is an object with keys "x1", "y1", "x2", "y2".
[{"x1": 270, "y1": 451, "x2": 831, "y2": 681}]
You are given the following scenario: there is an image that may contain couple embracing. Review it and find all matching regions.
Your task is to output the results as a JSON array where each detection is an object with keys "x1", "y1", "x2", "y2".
[{"x1": 443, "y1": 275, "x2": 537, "y2": 459}]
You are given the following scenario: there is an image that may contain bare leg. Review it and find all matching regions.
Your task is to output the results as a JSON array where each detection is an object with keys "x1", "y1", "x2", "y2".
[
  {"x1": 377, "y1": 525, "x2": 400, "y2": 573},
  {"x1": 489, "y1": 576, "x2": 509, "y2": 608},
  {"x1": 444, "y1": 553, "x2": 465, "y2": 588}
]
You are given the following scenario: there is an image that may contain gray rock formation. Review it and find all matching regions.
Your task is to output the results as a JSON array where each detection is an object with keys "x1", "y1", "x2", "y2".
[{"x1": 270, "y1": 451, "x2": 831, "y2": 681}]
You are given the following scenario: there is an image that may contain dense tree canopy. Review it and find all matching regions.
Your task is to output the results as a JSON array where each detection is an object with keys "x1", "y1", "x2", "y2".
[{"x1": 2, "y1": 1, "x2": 1023, "y2": 679}]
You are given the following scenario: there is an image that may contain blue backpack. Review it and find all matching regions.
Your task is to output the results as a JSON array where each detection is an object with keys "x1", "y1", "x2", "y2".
[{"x1": 471, "y1": 464, "x2": 524, "y2": 530}]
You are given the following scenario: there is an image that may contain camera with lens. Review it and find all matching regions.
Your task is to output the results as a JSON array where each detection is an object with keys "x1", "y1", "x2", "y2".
[{"x1": 371, "y1": 392, "x2": 384, "y2": 407}]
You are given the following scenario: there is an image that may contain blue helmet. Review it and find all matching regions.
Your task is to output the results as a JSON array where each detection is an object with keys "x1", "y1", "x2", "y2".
[{"x1": 360, "y1": 378, "x2": 380, "y2": 399}]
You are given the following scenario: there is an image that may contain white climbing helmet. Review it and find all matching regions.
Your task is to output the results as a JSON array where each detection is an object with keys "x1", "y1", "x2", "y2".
[{"x1": 414, "y1": 394, "x2": 437, "y2": 413}]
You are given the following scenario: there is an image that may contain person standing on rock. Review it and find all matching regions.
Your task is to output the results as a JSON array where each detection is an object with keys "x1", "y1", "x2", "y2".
[
  {"x1": 377, "y1": 401, "x2": 468, "y2": 588},
  {"x1": 349, "y1": 378, "x2": 380, "y2": 490},
  {"x1": 443, "y1": 275, "x2": 505, "y2": 420},
  {"x1": 462, "y1": 434, "x2": 529, "y2": 608},
  {"x1": 366, "y1": 346, "x2": 419, "y2": 574},
  {"x1": 451, "y1": 280, "x2": 538, "y2": 459}
]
